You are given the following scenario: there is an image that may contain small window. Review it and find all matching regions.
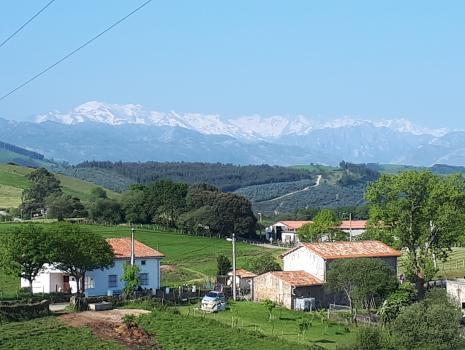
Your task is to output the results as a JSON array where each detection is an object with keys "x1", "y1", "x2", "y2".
[
  {"x1": 141, "y1": 260, "x2": 146, "y2": 266},
  {"x1": 108, "y1": 274, "x2": 118, "y2": 288},
  {"x1": 140, "y1": 273, "x2": 149, "y2": 286},
  {"x1": 85, "y1": 276, "x2": 95, "y2": 289}
]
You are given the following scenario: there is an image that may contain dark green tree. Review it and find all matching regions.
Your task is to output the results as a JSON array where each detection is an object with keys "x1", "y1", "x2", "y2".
[
  {"x1": 247, "y1": 254, "x2": 281, "y2": 275},
  {"x1": 89, "y1": 198, "x2": 124, "y2": 224},
  {"x1": 298, "y1": 209, "x2": 345, "y2": 242},
  {"x1": 21, "y1": 167, "x2": 62, "y2": 214},
  {"x1": 216, "y1": 254, "x2": 232, "y2": 276},
  {"x1": 89, "y1": 187, "x2": 108, "y2": 201},
  {"x1": 49, "y1": 223, "x2": 114, "y2": 293},
  {"x1": 0, "y1": 225, "x2": 52, "y2": 294},
  {"x1": 390, "y1": 289, "x2": 464, "y2": 350},
  {"x1": 325, "y1": 258, "x2": 398, "y2": 322},
  {"x1": 45, "y1": 193, "x2": 87, "y2": 220},
  {"x1": 366, "y1": 171, "x2": 465, "y2": 295},
  {"x1": 121, "y1": 188, "x2": 149, "y2": 224}
]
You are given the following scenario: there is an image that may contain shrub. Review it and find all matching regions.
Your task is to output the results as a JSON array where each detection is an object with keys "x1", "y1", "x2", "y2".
[{"x1": 122, "y1": 314, "x2": 138, "y2": 328}]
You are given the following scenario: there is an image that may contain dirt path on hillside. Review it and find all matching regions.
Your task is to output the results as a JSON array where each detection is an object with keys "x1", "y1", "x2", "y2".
[
  {"x1": 59, "y1": 309, "x2": 159, "y2": 349},
  {"x1": 257, "y1": 174, "x2": 322, "y2": 203}
]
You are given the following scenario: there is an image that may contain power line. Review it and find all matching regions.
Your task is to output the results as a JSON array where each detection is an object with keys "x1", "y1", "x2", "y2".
[
  {"x1": 0, "y1": 0, "x2": 153, "y2": 102},
  {"x1": 0, "y1": 0, "x2": 57, "y2": 50}
]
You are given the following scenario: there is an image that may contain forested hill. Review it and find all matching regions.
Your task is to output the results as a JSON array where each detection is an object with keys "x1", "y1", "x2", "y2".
[
  {"x1": 62, "y1": 161, "x2": 315, "y2": 192},
  {"x1": 0, "y1": 140, "x2": 49, "y2": 168}
]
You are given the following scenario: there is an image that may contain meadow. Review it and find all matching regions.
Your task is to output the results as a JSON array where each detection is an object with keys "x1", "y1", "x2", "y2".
[
  {"x1": 176, "y1": 301, "x2": 356, "y2": 350},
  {"x1": 0, "y1": 164, "x2": 120, "y2": 209},
  {"x1": 138, "y1": 308, "x2": 312, "y2": 350},
  {"x1": 0, "y1": 316, "x2": 125, "y2": 350}
]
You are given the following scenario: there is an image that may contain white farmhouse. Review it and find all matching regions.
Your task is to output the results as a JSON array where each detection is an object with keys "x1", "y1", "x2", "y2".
[
  {"x1": 21, "y1": 238, "x2": 164, "y2": 297},
  {"x1": 253, "y1": 240, "x2": 401, "y2": 309},
  {"x1": 270, "y1": 220, "x2": 368, "y2": 244}
]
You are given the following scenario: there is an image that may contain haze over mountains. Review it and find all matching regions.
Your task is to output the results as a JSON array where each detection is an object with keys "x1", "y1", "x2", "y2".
[{"x1": 1, "y1": 101, "x2": 464, "y2": 166}]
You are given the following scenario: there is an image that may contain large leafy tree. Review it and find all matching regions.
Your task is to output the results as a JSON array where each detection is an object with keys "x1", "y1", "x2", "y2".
[
  {"x1": 298, "y1": 209, "x2": 345, "y2": 242},
  {"x1": 49, "y1": 223, "x2": 114, "y2": 293},
  {"x1": 89, "y1": 198, "x2": 124, "y2": 224},
  {"x1": 0, "y1": 225, "x2": 52, "y2": 293},
  {"x1": 247, "y1": 254, "x2": 281, "y2": 275},
  {"x1": 144, "y1": 180, "x2": 189, "y2": 227},
  {"x1": 216, "y1": 255, "x2": 232, "y2": 276},
  {"x1": 21, "y1": 168, "x2": 62, "y2": 215},
  {"x1": 390, "y1": 289, "x2": 464, "y2": 350},
  {"x1": 365, "y1": 171, "x2": 465, "y2": 295},
  {"x1": 45, "y1": 193, "x2": 87, "y2": 220},
  {"x1": 325, "y1": 258, "x2": 398, "y2": 322}
]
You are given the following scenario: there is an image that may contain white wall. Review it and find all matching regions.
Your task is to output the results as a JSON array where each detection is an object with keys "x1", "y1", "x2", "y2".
[
  {"x1": 21, "y1": 259, "x2": 161, "y2": 296},
  {"x1": 283, "y1": 247, "x2": 326, "y2": 281},
  {"x1": 84, "y1": 257, "x2": 161, "y2": 297},
  {"x1": 446, "y1": 279, "x2": 465, "y2": 308}
]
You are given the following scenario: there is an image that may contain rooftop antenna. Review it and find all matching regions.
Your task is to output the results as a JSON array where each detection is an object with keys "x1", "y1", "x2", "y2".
[{"x1": 131, "y1": 227, "x2": 135, "y2": 266}]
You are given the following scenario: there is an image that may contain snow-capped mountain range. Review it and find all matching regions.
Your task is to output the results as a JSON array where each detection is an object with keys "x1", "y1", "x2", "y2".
[
  {"x1": 35, "y1": 101, "x2": 448, "y2": 139},
  {"x1": 0, "y1": 101, "x2": 463, "y2": 166}
]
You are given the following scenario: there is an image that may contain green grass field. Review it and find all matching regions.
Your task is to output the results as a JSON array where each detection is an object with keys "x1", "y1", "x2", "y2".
[
  {"x1": 0, "y1": 316, "x2": 125, "y2": 350},
  {"x1": 0, "y1": 223, "x2": 283, "y2": 295},
  {"x1": 0, "y1": 164, "x2": 121, "y2": 209},
  {"x1": 176, "y1": 301, "x2": 356, "y2": 349},
  {"x1": 138, "y1": 308, "x2": 312, "y2": 350}
]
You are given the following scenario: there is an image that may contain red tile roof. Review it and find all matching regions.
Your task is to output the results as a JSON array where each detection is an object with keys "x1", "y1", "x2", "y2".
[
  {"x1": 228, "y1": 269, "x2": 257, "y2": 278},
  {"x1": 299, "y1": 240, "x2": 401, "y2": 259},
  {"x1": 106, "y1": 238, "x2": 164, "y2": 259},
  {"x1": 269, "y1": 271, "x2": 323, "y2": 287},
  {"x1": 338, "y1": 220, "x2": 368, "y2": 230},
  {"x1": 277, "y1": 221, "x2": 313, "y2": 230}
]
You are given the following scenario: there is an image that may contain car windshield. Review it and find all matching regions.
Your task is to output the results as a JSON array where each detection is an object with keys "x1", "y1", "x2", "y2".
[{"x1": 206, "y1": 292, "x2": 218, "y2": 298}]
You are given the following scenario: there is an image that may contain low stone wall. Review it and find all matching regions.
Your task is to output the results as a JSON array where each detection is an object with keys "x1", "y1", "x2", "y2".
[{"x1": 0, "y1": 300, "x2": 50, "y2": 322}]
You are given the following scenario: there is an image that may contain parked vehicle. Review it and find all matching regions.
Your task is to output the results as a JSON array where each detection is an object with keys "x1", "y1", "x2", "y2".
[{"x1": 200, "y1": 291, "x2": 226, "y2": 312}]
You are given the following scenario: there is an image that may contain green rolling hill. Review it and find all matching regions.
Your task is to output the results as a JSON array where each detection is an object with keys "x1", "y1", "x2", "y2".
[{"x1": 0, "y1": 164, "x2": 120, "y2": 209}]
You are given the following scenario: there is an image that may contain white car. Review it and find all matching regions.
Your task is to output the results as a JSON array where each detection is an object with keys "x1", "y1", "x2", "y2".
[{"x1": 200, "y1": 291, "x2": 226, "y2": 313}]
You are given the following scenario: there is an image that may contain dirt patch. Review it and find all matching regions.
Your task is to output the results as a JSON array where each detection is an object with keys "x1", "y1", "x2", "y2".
[
  {"x1": 160, "y1": 264, "x2": 177, "y2": 272},
  {"x1": 59, "y1": 309, "x2": 160, "y2": 349}
]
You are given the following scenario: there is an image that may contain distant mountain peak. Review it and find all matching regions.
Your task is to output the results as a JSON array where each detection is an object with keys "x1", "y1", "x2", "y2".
[{"x1": 34, "y1": 101, "x2": 449, "y2": 138}]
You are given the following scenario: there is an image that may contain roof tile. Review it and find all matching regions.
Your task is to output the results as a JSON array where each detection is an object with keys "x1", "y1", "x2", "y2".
[
  {"x1": 106, "y1": 238, "x2": 164, "y2": 259},
  {"x1": 270, "y1": 271, "x2": 323, "y2": 286}
]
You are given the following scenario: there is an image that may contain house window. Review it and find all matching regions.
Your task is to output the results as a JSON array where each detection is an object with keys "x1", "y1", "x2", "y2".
[
  {"x1": 141, "y1": 260, "x2": 146, "y2": 266},
  {"x1": 140, "y1": 273, "x2": 149, "y2": 286},
  {"x1": 85, "y1": 276, "x2": 95, "y2": 289},
  {"x1": 108, "y1": 274, "x2": 118, "y2": 288}
]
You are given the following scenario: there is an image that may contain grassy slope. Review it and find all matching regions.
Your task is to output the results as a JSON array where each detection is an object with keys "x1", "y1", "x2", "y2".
[
  {"x1": 139, "y1": 308, "x2": 311, "y2": 350},
  {"x1": 176, "y1": 301, "x2": 356, "y2": 350},
  {"x1": 0, "y1": 164, "x2": 120, "y2": 208},
  {"x1": 0, "y1": 317, "x2": 125, "y2": 350},
  {"x1": 0, "y1": 224, "x2": 284, "y2": 294}
]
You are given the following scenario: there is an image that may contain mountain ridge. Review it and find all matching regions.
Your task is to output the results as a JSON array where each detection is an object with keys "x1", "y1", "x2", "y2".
[{"x1": 0, "y1": 101, "x2": 464, "y2": 166}]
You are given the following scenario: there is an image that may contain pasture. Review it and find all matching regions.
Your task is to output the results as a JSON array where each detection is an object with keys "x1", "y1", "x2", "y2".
[
  {"x1": 0, "y1": 164, "x2": 121, "y2": 209},
  {"x1": 176, "y1": 301, "x2": 356, "y2": 350}
]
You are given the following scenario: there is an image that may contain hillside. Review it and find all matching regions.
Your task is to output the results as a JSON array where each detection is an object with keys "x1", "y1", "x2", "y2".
[
  {"x1": 0, "y1": 164, "x2": 120, "y2": 209},
  {"x1": 56, "y1": 161, "x2": 317, "y2": 192},
  {"x1": 0, "y1": 140, "x2": 52, "y2": 168}
]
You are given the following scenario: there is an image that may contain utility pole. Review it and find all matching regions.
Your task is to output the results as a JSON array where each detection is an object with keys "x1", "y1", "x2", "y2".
[
  {"x1": 130, "y1": 227, "x2": 135, "y2": 266},
  {"x1": 232, "y1": 232, "x2": 236, "y2": 301},
  {"x1": 349, "y1": 212, "x2": 352, "y2": 242},
  {"x1": 227, "y1": 233, "x2": 237, "y2": 300}
]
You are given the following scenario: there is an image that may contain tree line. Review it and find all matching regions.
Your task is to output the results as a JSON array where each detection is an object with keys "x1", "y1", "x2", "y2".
[{"x1": 18, "y1": 168, "x2": 258, "y2": 238}]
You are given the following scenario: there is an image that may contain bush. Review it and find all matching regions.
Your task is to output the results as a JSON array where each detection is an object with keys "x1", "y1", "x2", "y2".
[
  {"x1": 122, "y1": 314, "x2": 138, "y2": 328},
  {"x1": 0, "y1": 300, "x2": 50, "y2": 323},
  {"x1": 390, "y1": 289, "x2": 464, "y2": 350}
]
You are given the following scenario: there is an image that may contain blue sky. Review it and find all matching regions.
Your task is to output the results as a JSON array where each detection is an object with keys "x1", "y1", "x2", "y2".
[{"x1": 0, "y1": 0, "x2": 464, "y2": 128}]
